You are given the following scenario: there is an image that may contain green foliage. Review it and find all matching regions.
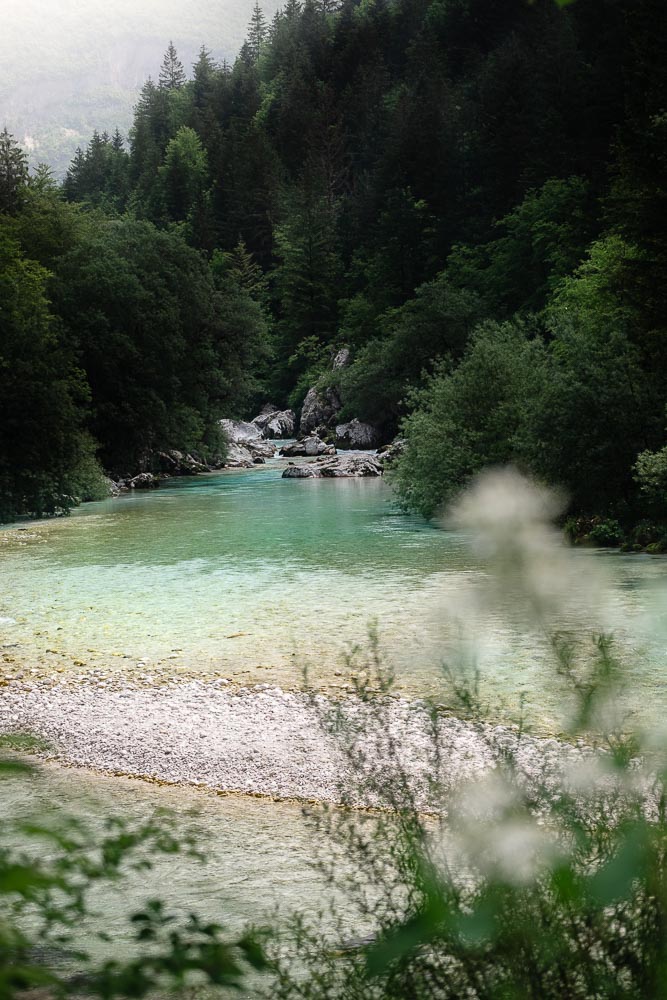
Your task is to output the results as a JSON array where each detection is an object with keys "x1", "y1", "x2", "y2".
[
  {"x1": 285, "y1": 336, "x2": 332, "y2": 411},
  {"x1": 51, "y1": 218, "x2": 253, "y2": 474},
  {"x1": 395, "y1": 321, "x2": 548, "y2": 517},
  {"x1": 63, "y1": 131, "x2": 130, "y2": 213},
  {"x1": 447, "y1": 177, "x2": 595, "y2": 318},
  {"x1": 635, "y1": 445, "x2": 667, "y2": 508},
  {"x1": 0, "y1": 230, "x2": 103, "y2": 521},
  {"x1": 158, "y1": 42, "x2": 187, "y2": 91},
  {"x1": 0, "y1": 129, "x2": 29, "y2": 215},
  {"x1": 272, "y1": 188, "x2": 342, "y2": 393},
  {"x1": 269, "y1": 471, "x2": 667, "y2": 999},
  {"x1": 338, "y1": 273, "x2": 483, "y2": 435},
  {"x1": 159, "y1": 126, "x2": 211, "y2": 244},
  {"x1": 0, "y1": 753, "x2": 266, "y2": 997},
  {"x1": 586, "y1": 518, "x2": 626, "y2": 547}
]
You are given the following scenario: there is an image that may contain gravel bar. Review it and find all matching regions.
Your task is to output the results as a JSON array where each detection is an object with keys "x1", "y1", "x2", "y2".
[{"x1": 0, "y1": 676, "x2": 580, "y2": 807}]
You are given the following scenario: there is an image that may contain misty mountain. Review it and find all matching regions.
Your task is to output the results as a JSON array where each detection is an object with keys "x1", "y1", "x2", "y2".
[{"x1": 0, "y1": 0, "x2": 278, "y2": 176}]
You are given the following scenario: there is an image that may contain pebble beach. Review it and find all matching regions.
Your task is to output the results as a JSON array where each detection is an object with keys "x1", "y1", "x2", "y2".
[{"x1": 0, "y1": 672, "x2": 580, "y2": 809}]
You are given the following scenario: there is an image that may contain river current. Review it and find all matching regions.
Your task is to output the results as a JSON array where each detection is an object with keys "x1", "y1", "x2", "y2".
[
  {"x1": 2, "y1": 455, "x2": 667, "y2": 981},
  {"x1": 1, "y1": 454, "x2": 667, "y2": 725}
]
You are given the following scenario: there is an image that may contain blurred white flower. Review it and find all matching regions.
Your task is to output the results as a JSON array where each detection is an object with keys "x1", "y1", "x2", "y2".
[{"x1": 449, "y1": 772, "x2": 560, "y2": 885}]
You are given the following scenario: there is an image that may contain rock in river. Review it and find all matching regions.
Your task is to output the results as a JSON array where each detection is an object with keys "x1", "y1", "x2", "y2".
[
  {"x1": 252, "y1": 404, "x2": 296, "y2": 439},
  {"x1": 282, "y1": 454, "x2": 383, "y2": 478},
  {"x1": 280, "y1": 434, "x2": 336, "y2": 457},
  {"x1": 128, "y1": 472, "x2": 160, "y2": 489},
  {"x1": 335, "y1": 418, "x2": 380, "y2": 450},
  {"x1": 219, "y1": 418, "x2": 276, "y2": 466}
]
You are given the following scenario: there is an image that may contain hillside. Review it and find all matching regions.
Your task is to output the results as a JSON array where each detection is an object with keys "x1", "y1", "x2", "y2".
[{"x1": 0, "y1": 0, "x2": 279, "y2": 176}]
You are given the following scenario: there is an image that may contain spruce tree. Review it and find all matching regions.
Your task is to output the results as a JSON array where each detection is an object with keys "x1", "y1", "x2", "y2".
[
  {"x1": 247, "y1": 2, "x2": 268, "y2": 61},
  {"x1": 159, "y1": 41, "x2": 187, "y2": 90},
  {"x1": 0, "y1": 128, "x2": 29, "y2": 214}
]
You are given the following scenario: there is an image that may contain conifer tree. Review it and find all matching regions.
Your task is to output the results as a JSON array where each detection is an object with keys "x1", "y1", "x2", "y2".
[
  {"x1": 228, "y1": 238, "x2": 267, "y2": 301},
  {"x1": 159, "y1": 41, "x2": 187, "y2": 90},
  {"x1": 283, "y1": 0, "x2": 301, "y2": 21},
  {"x1": 315, "y1": 0, "x2": 339, "y2": 14},
  {"x1": 0, "y1": 128, "x2": 29, "y2": 214},
  {"x1": 247, "y1": 2, "x2": 268, "y2": 61},
  {"x1": 63, "y1": 147, "x2": 85, "y2": 201}
]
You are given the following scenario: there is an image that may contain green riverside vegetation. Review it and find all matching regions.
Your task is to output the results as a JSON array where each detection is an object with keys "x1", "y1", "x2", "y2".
[{"x1": 0, "y1": 0, "x2": 665, "y2": 532}]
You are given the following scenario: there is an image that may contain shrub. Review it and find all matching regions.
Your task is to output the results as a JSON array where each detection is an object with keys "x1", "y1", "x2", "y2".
[
  {"x1": 587, "y1": 518, "x2": 625, "y2": 547},
  {"x1": 269, "y1": 470, "x2": 667, "y2": 1000}
]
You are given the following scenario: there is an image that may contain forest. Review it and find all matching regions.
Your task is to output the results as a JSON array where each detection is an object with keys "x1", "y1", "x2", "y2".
[{"x1": 1, "y1": 0, "x2": 666, "y2": 545}]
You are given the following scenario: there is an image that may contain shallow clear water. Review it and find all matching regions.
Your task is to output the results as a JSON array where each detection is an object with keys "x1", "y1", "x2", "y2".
[
  {"x1": 1, "y1": 457, "x2": 667, "y2": 726},
  {"x1": 2, "y1": 760, "x2": 334, "y2": 995},
  {"x1": 3, "y1": 461, "x2": 667, "y2": 989}
]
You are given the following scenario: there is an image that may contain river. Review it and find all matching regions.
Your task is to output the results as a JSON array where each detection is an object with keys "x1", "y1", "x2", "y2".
[
  {"x1": 1, "y1": 455, "x2": 666, "y2": 725},
  {"x1": 2, "y1": 456, "x2": 667, "y2": 987}
]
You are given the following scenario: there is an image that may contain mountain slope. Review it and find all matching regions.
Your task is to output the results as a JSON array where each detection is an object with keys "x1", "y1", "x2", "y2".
[{"x1": 0, "y1": 0, "x2": 278, "y2": 176}]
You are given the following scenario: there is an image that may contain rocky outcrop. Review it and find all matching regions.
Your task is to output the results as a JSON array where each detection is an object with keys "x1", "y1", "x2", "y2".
[
  {"x1": 334, "y1": 419, "x2": 380, "y2": 451},
  {"x1": 220, "y1": 419, "x2": 263, "y2": 445},
  {"x1": 300, "y1": 386, "x2": 342, "y2": 436},
  {"x1": 282, "y1": 454, "x2": 383, "y2": 479},
  {"x1": 222, "y1": 444, "x2": 255, "y2": 468},
  {"x1": 377, "y1": 439, "x2": 406, "y2": 467},
  {"x1": 128, "y1": 472, "x2": 160, "y2": 489},
  {"x1": 105, "y1": 477, "x2": 124, "y2": 496},
  {"x1": 280, "y1": 435, "x2": 336, "y2": 457},
  {"x1": 156, "y1": 450, "x2": 209, "y2": 476},
  {"x1": 332, "y1": 347, "x2": 351, "y2": 370},
  {"x1": 252, "y1": 404, "x2": 296, "y2": 439},
  {"x1": 219, "y1": 418, "x2": 277, "y2": 466}
]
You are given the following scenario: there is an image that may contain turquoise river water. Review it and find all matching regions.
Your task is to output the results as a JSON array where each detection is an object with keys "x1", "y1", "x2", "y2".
[
  {"x1": 2, "y1": 455, "x2": 667, "y2": 988},
  {"x1": 1, "y1": 455, "x2": 667, "y2": 723}
]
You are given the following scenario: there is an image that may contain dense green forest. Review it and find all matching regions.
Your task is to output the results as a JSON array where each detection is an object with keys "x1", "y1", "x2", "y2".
[{"x1": 1, "y1": 0, "x2": 666, "y2": 541}]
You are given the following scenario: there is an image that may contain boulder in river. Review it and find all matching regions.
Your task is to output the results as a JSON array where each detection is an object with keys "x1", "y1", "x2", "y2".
[
  {"x1": 280, "y1": 435, "x2": 336, "y2": 457},
  {"x1": 128, "y1": 472, "x2": 160, "y2": 489},
  {"x1": 219, "y1": 418, "x2": 276, "y2": 466},
  {"x1": 252, "y1": 404, "x2": 296, "y2": 439},
  {"x1": 282, "y1": 454, "x2": 383, "y2": 479},
  {"x1": 156, "y1": 450, "x2": 209, "y2": 476},
  {"x1": 299, "y1": 386, "x2": 342, "y2": 435},
  {"x1": 334, "y1": 418, "x2": 380, "y2": 450},
  {"x1": 105, "y1": 477, "x2": 124, "y2": 496}
]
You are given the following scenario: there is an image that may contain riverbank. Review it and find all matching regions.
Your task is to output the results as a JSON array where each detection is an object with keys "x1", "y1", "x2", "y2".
[{"x1": 0, "y1": 675, "x2": 582, "y2": 810}]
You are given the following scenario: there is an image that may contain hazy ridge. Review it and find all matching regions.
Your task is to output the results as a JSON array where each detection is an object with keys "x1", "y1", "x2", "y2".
[{"x1": 0, "y1": 0, "x2": 278, "y2": 176}]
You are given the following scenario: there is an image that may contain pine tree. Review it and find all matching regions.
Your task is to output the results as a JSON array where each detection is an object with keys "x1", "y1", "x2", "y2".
[
  {"x1": 159, "y1": 41, "x2": 187, "y2": 90},
  {"x1": 283, "y1": 0, "x2": 301, "y2": 21},
  {"x1": 247, "y1": 2, "x2": 268, "y2": 61},
  {"x1": 228, "y1": 238, "x2": 267, "y2": 301},
  {"x1": 0, "y1": 128, "x2": 29, "y2": 214},
  {"x1": 63, "y1": 147, "x2": 85, "y2": 201}
]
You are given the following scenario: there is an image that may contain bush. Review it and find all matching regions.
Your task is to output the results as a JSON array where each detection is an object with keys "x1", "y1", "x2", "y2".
[
  {"x1": 587, "y1": 518, "x2": 625, "y2": 547},
  {"x1": 394, "y1": 320, "x2": 547, "y2": 517},
  {"x1": 269, "y1": 470, "x2": 667, "y2": 999},
  {"x1": 635, "y1": 445, "x2": 667, "y2": 507}
]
